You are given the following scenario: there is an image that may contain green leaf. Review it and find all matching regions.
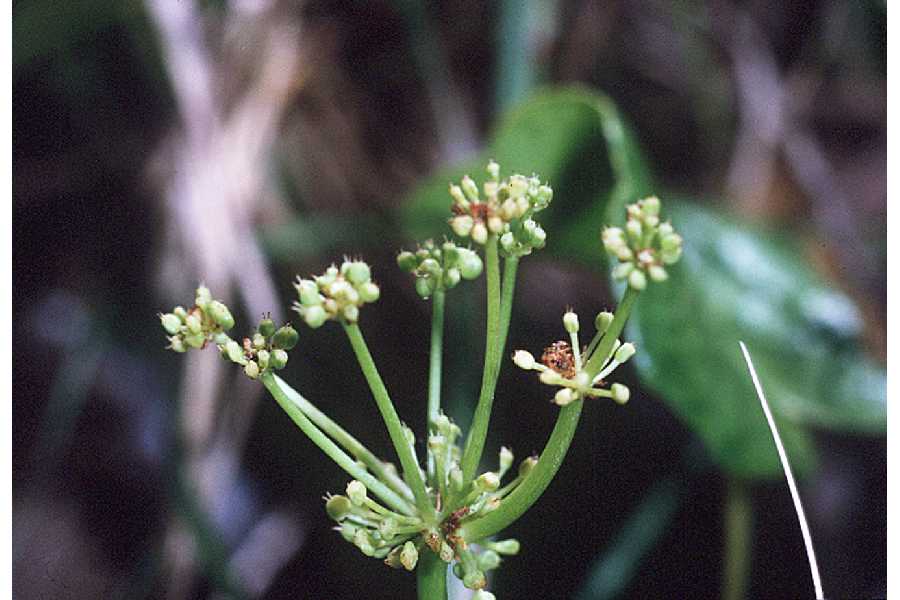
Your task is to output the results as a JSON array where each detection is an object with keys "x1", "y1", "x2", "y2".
[
  {"x1": 623, "y1": 201, "x2": 886, "y2": 478},
  {"x1": 399, "y1": 87, "x2": 652, "y2": 250}
]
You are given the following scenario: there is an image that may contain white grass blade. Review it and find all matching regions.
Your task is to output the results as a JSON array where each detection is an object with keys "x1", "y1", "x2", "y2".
[{"x1": 739, "y1": 341, "x2": 824, "y2": 600}]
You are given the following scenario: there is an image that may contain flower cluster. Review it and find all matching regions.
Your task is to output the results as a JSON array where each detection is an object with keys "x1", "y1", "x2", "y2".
[
  {"x1": 160, "y1": 285, "x2": 297, "y2": 380},
  {"x1": 602, "y1": 196, "x2": 683, "y2": 290},
  {"x1": 219, "y1": 317, "x2": 298, "y2": 379},
  {"x1": 396, "y1": 239, "x2": 483, "y2": 299},
  {"x1": 513, "y1": 310, "x2": 635, "y2": 406},
  {"x1": 448, "y1": 161, "x2": 552, "y2": 256},
  {"x1": 159, "y1": 285, "x2": 235, "y2": 352},
  {"x1": 293, "y1": 260, "x2": 380, "y2": 328}
]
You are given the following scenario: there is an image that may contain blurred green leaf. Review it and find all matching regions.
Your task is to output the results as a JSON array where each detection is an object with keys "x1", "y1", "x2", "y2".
[
  {"x1": 622, "y1": 201, "x2": 886, "y2": 478},
  {"x1": 399, "y1": 87, "x2": 651, "y2": 249}
]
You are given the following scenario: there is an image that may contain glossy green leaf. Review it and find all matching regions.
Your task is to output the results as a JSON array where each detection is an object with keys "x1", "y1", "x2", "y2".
[{"x1": 622, "y1": 201, "x2": 885, "y2": 478}]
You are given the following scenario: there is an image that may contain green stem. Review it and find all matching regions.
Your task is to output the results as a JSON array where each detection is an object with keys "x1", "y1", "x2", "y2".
[
  {"x1": 343, "y1": 322, "x2": 436, "y2": 521},
  {"x1": 496, "y1": 255, "x2": 519, "y2": 368},
  {"x1": 460, "y1": 237, "x2": 505, "y2": 482},
  {"x1": 271, "y1": 374, "x2": 415, "y2": 504},
  {"x1": 416, "y1": 550, "x2": 448, "y2": 600},
  {"x1": 459, "y1": 400, "x2": 583, "y2": 542},
  {"x1": 427, "y1": 288, "x2": 446, "y2": 483},
  {"x1": 583, "y1": 286, "x2": 640, "y2": 377},
  {"x1": 722, "y1": 478, "x2": 752, "y2": 600},
  {"x1": 260, "y1": 372, "x2": 415, "y2": 517},
  {"x1": 460, "y1": 287, "x2": 641, "y2": 540}
]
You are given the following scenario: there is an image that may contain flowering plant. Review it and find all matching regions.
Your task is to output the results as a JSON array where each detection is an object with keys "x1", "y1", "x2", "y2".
[{"x1": 160, "y1": 162, "x2": 682, "y2": 598}]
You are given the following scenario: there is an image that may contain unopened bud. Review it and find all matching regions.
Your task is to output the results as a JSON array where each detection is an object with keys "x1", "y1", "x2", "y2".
[
  {"x1": 611, "y1": 383, "x2": 630, "y2": 404},
  {"x1": 208, "y1": 300, "x2": 234, "y2": 330},
  {"x1": 244, "y1": 360, "x2": 260, "y2": 379},
  {"x1": 449, "y1": 184, "x2": 468, "y2": 207},
  {"x1": 296, "y1": 279, "x2": 322, "y2": 306},
  {"x1": 195, "y1": 285, "x2": 212, "y2": 309},
  {"x1": 458, "y1": 250, "x2": 483, "y2": 280},
  {"x1": 160, "y1": 313, "x2": 181, "y2": 335},
  {"x1": 397, "y1": 251, "x2": 417, "y2": 272},
  {"x1": 400, "y1": 541, "x2": 419, "y2": 571},
  {"x1": 488, "y1": 538, "x2": 521, "y2": 555},
  {"x1": 272, "y1": 325, "x2": 299, "y2": 350},
  {"x1": 563, "y1": 311, "x2": 579, "y2": 333},
  {"x1": 471, "y1": 222, "x2": 488, "y2": 245},
  {"x1": 512, "y1": 350, "x2": 536, "y2": 370},
  {"x1": 270, "y1": 348, "x2": 288, "y2": 369},
  {"x1": 648, "y1": 264, "x2": 668, "y2": 282},
  {"x1": 303, "y1": 305, "x2": 328, "y2": 328},
  {"x1": 614, "y1": 342, "x2": 636, "y2": 363},
  {"x1": 473, "y1": 590, "x2": 496, "y2": 600},
  {"x1": 594, "y1": 311, "x2": 614, "y2": 334},
  {"x1": 258, "y1": 318, "x2": 276, "y2": 338},
  {"x1": 478, "y1": 550, "x2": 501, "y2": 571},
  {"x1": 475, "y1": 472, "x2": 500, "y2": 492},
  {"x1": 347, "y1": 480, "x2": 367, "y2": 506},
  {"x1": 486, "y1": 160, "x2": 500, "y2": 180},
  {"x1": 613, "y1": 262, "x2": 634, "y2": 281},
  {"x1": 342, "y1": 305, "x2": 359, "y2": 323},
  {"x1": 185, "y1": 313, "x2": 202, "y2": 335},
  {"x1": 326, "y1": 495, "x2": 352, "y2": 521},
  {"x1": 257, "y1": 349, "x2": 270, "y2": 370},
  {"x1": 554, "y1": 388, "x2": 576, "y2": 406},
  {"x1": 224, "y1": 340, "x2": 246, "y2": 365},
  {"x1": 358, "y1": 281, "x2": 380, "y2": 303},
  {"x1": 342, "y1": 261, "x2": 371, "y2": 285},
  {"x1": 499, "y1": 446, "x2": 514, "y2": 476},
  {"x1": 461, "y1": 176, "x2": 480, "y2": 201},
  {"x1": 451, "y1": 215, "x2": 474, "y2": 238},
  {"x1": 415, "y1": 276, "x2": 437, "y2": 299},
  {"x1": 628, "y1": 269, "x2": 647, "y2": 290}
]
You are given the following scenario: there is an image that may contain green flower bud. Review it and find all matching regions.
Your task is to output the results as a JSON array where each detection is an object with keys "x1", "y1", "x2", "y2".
[
  {"x1": 486, "y1": 160, "x2": 500, "y2": 181},
  {"x1": 457, "y1": 250, "x2": 483, "y2": 280},
  {"x1": 530, "y1": 225, "x2": 547, "y2": 247},
  {"x1": 258, "y1": 318, "x2": 276, "y2": 338},
  {"x1": 444, "y1": 268, "x2": 461, "y2": 289},
  {"x1": 661, "y1": 246, "x2": 682, "y2": 265},
  {"x1": 594, "y1": 311, "x2": 614, "y2": 334},
  {"x1": 354, "y1": 529, "x2": 376, "y2": 557},
  {"x1": 160, "y1": 313, "x2": 182, "y2": 335},
  {"x1": 302, "y1": 305, "x2": 328, "y2": 328},
  {"x1": 658, "y1": 221, "x2": 674, "y2": 237},
  {"x1": 512, "y1": 350, "x2": 535, "y2": 370},
  {"x1": 478, "y1": 550, "x2": 501, "y2": 571},
  {"x1": 267, "y1": 348, "x2": 286, "y2": 370},
  {"x1": 475, "y1": 472, "x2": 500, "y2": 492},
  {"x1": 487, "y1": 215, "x2": 504, "y2": 234},
  {"x1": 471, "y1": 222, "x2": 488, "y2": 245},
  {"x1": 185, "y1": 313, "x2": 202, "y2": 335},
  {"x1": 519, "y1": 456, "x2": 537, "y2": 479},
  {"x1": 463, "y1": 570, "x2": 486, "y2": 590},
  {"x1": 326, "y1": 494, "x2": 352, "y2": 521},
  {"x1": 536, "y1": 184, "x2": 553, "y2": 207},
  {"x1": 499, "y1": 232, "x2": 516, "y2": 253},
  {"x1": 611, "y1": 383, "x2": 630, "y2": 404},
  {"x1": 641, "y1": 196, "x2": 660, "y2": 216},
  {"x1": 252, "y1": 333, "x2": 267, "y2": 349},
  {"x1": 173, "y1": 306, "x2": 188, "y2": 320},
  {"x1": 347, "y1": 480, "x2": 367, "y2": 506},
  {"x1": 378, "y1": 517, "x2": 398, "y2": 541},
  {"x1": 442, "y1": 242, "x2": 459, "y2": 263},
  {"x1": 625, "y1": 219, "x2": 643, "y2": 243},
  {"x1": 487, "y1": 538, "x2": 521, "y2": 555},
  {"x1": 554, "y1": 388, "x2": 576, "y2": 406},
  {"x1": 296, "y1": 279, "x2": 322, "y2": 306},
  {"x1": 397, "y1": 251, "x2": 418, "y2": 272},
  {"x1": 450, "y1": 467, "x2": 465, "y2": 493},
  {"x1": 213, "y1": 331, "x2": 231, "y2": 346},
  {"x1": 342, "y1": 261, "x2": 371, "y2": 285},
  {"x1": 358, "y1": 281, "x2": 380, "y2": 303},
  {"x1": 614, "y1": 342, "x2": 636, "y2": 363},
  {"x1": 451, "y1": 215, "x2": 474, "y2": 237},
  {"x1": 208, "y1": 300, "x2": 234, "y2": 330},
  {"x1": 612, "y1": 262, "x2": 634, "y2": 282},
  {"x1": 257, "y1": 349, "x2": 270, "y2": 370},
  {"x1": 415, "y1": 276, "x2": 437, "y2": 299},
  {"x1": 660, "y1": 233, "x2": 683, "y2": 252},
  {"x1": 195, "y1": 285, "x2": 212, "y2": 309},
  {"x1": 439, "y1": 541, "x2": 455, "y2": 563},
  {"x1": 461, "y1": 175, "x2": 479, "y2": 201},
  {"x1": 341, "y1": 305, "x2": 359, "y2": 323},
  {"x1": 539, "y1": 369, "x2": 563, "y2": 385},
  {"x1": 224, "y1": 340, "x2": 246, "y2": 365},
  {"x1": 185, "y1": 332, "x2": 206, "y2": 349},
  {"x1": 400, "y1": 541, "x2": 419, "y2": 571},
  {"x1": 340, "y1": 522, "x2": 358, "y2": 543},
  {"x1": 244, "y1": 360, "x2": 260, "y2": 379},
  {"x1": 648, "y1": 264, "x2": 668, "y2": 282},
  {"x1": 563, "y1": 311, "x2": 579, "y2": 333},
  {"x1": 449, "y1": 184, "x2": 468, "y2": 207},
  {"x1": 167, "y1": 336, "x2": 187, "y2": 353},
  {"x1": 384, "y1": 545, "x2": 404, "y2": 569},
  {"x1": 472, "y1": 590, "x2": 496, "y2": 600},
  {"x1": 272, "y1": 325, "x2": 299, "y2": 350},
  {"x1": 420, "y1": 258, "x2": 441, "y2": 277},
  {"x1": 628, "y1": 269, "x2": 647, "y2": 290},
  {"x1": 499, "y1": 446, "x2": 513, "y2": 477}
]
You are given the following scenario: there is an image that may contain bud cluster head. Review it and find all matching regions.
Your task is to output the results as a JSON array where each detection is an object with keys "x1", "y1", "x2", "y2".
[
  {"x1": 222, "y1": 316, "x2": 298, "y2": 379},
  {"x1": 293, "y1": 259, "x2": 380, "y2": 328},
  {"x1": 447, "y1": 161, "x2": 552, "y2": 255},
  {"x1": 512, "y1": 309, "x2": 637, "y2": 407},
  {"x1": 160, "y1": 285, "x2": 235, "y2": 353},
  {"x1": 397, "y1": 239, "x2": 483, "y2": 298},
  {"x1": 602, "y1": 196, "x2": 683, "y2": 290}
]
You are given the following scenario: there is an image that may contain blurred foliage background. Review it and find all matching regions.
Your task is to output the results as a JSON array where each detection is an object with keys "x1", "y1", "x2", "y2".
[{"x1": 13, "y1": 1, "x2": 885, "y2": 599}]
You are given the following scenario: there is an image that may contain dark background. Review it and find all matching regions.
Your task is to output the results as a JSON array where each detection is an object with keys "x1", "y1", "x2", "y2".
[{"x1": 13, "y1": 1, "x2": 885, "y2": 599}]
